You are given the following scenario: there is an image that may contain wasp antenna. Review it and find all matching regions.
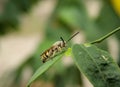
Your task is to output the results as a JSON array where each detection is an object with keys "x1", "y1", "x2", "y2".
[
  {"x1": 60, "y1": 37, "x2": 65, "y2": 43},
  {"x1": 67, "y1": 32, "x2": 79, "y2": 43}
]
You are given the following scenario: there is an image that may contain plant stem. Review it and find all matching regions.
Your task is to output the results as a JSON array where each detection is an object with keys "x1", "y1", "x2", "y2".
[{"x1": 90, "y1": 27, "x2": 120, "y2": 44}]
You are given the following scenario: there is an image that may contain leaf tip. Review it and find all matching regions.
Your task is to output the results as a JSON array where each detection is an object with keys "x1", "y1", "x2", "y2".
[{"x1": 65, "y1": 47, "x2": 72, "y2": 56}]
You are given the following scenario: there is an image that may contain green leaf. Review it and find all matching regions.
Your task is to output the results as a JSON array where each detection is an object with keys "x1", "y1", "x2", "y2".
[
  {"x1": 26, "y1": 54, "x2": 64, "y2": 87},
  {"x1": 72, "y1": 44, "x2": 120, "y2": 87}
]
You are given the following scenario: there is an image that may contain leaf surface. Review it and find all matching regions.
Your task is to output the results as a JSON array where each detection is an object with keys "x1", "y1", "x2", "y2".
[
  {"x1": 72, "y1": 44, "x2": 120, "y2": 87},
  {"x1": 27, "y1": 54, "x2": 63, "y2": 87}
]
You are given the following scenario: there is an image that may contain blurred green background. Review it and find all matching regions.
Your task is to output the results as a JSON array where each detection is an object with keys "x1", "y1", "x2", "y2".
[{"x1": 0, "y1": 0, "x2": 120, "y2": 87}]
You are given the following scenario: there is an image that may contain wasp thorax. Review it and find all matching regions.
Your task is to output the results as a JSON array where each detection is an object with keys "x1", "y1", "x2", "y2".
[{"x1": 53, "y1": 41, "x2": 66, "y2": 47}]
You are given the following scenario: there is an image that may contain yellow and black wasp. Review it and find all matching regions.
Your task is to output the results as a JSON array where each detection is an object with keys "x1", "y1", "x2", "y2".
[{"x1": 40, "y1": 32, "x2": 79, "y2": 63}]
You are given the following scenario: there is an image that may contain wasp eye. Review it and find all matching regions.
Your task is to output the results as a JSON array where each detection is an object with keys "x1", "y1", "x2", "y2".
[{"x1": 42, "y1": 60, "x2": 45, "y2": 63}]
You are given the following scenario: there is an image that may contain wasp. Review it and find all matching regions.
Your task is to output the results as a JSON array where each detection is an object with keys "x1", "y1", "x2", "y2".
[{"x1": 40, "y1": 32, "x2": 79, "y2": 63}]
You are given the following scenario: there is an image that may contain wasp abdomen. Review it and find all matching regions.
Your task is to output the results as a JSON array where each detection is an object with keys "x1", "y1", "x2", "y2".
[{"x1": 41, "y1": 41, "x2": 66, "y2": 63}]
